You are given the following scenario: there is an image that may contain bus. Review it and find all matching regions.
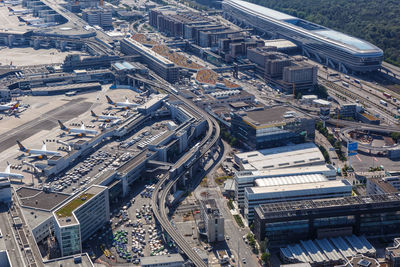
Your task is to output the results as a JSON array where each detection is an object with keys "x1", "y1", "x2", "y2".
[{"x1": 383, "y1": 92, "x2": 392, "y2": 99}]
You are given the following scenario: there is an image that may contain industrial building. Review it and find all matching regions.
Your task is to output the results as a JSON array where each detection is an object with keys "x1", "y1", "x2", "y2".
[
  {"x1": 253, "y1": 194, "x2": 400, "y2": 246},
  {"x1": 120, "y1": 38, "x2": 179, "y2": 83},
  {"x1": 53, "y1": 185, "x2": 110, "y2": 257},
  {"x1": 247, "y1": 48, "x2": 318, "y2": 92},
  {"x1": 234, "y1": 142, "x2": 325, "y2": 171},
  {"x1": 82, "y1": 8, "x2": 113, "y2": 28},
  {"x1": 280, "y1": 235, "x2": 376, "y2": 266},
  {"x1": 222, "y1": 0, "x2": 383, "y2": 73},
  {"x1": 230, "y1": 106, "x2": 315, "y2": 149},
  {"x1": 244, "y1": 180, "x2": 352, "y2": 222},
  {"x1": 234, "y1": 166, "x2": 337, "y2": 209},
  {"x1": 199, "y1": 199, "x2": 225, "y2": 243}
]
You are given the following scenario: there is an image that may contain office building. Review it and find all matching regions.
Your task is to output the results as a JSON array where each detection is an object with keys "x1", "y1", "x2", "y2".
[
  {"x1": 234, "y1": 142, "x2": 325, "y2": 171},
  {"x1": 231, "y1": 106, "x2": 315, "y2": 150},
  {"x1": 235, "y1": 166, "x2": 337, "y2": 209},
  {"x1": 120, "y1": 38, "x2": 179, "y2": 83},
  {"x1": 340, "y1": 103, "x2": 364, "y2": 120},
  {"x1": 244, "y1": 180, "x2": 352, "y2": 222},
  {"x1": 53, "y1": 185, "x2": 109, "y2": 257},
  {"x1": 0, "y1": 178, "x2": 11, "y2": 203},
  {"x1": 199, "y1": 199, "x2": 224, "y2": 242},
  {"x1": 82, "y1": 8, "x2": 112, "y2": 28},
  {"x1": 247, "y1": 49, "x2": 317, "y2": 91},
  {"x1": 223, "y1": 0, "x2": 383, "y2": 73},
  {"x1": 386, "y1": 237, "x2": 400, "y2": 267},
  {"x1": 253, "y1": 194, "x2": 400, "y2": 246},
  {"x1": 141, "y1": 253, "x2": 185, "y2": 267}
]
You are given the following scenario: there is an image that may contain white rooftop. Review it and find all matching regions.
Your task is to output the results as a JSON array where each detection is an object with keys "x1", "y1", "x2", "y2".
[
  {"x1": 235, "y1": 143, "x2": 324, "y2": 171},
  {"x1": 255, "y1": 174, "x2": 328, "y2": 187},
  {"x1": 247, "y1": 180, "x2": 351, "y2": 195}
]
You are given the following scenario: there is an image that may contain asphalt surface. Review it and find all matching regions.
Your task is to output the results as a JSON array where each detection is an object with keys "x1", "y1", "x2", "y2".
[{"x1": 0, "y1": 98, "x2": 92, "y2": 151}]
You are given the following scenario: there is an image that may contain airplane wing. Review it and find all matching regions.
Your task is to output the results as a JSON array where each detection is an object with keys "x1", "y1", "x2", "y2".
[
  {"x1": 5, "y1": 164, "x2": 10, "y2": 174},
  {"x1": 125, "y1": 97, "x2": 130, "y2": 104},
  {"x1": 80, "y1": 123, "x2": 86, "y2": 130},
  {"x1": 41, "y1": 142, "x2": 47, "y2": 151},
  {"x1": 28, "y1": 154, "x2": 43, "y2": 158}
]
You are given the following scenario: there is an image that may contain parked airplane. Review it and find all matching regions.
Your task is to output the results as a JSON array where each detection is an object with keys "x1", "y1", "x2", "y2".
[
  {"x1": 8, "y1": 7, "x2": 30, "y2": 14},
  {"x1": 58, "y1": 120, "x2": 98, "y2": 136},
  {"x1": 17, "y1": 140, "x2": 60, "y2": 159},
  {"x1": 106, "y1": 95, "x2": 139, "y2": 109},
  {"x1": 90, "y1": 110, "x2": 119, "y2": 122},
  {"x1": 0, "y1": 102, "x2": 19, "y2": 112},
  {"x1": 0, "y1": 162, "x2": 24, "y2": 179}
]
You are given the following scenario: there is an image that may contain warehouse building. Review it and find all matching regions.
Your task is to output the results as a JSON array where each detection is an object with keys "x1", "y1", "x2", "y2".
[
  {"x1": 244, "y1": 180, "x2": 352, "y2": 222},
  {"x1": 254, "y1": 193, "x2": 400, "y2": 246},
  {"x1": 234, "y1": 142, "x2": 324, "y2": 171},
  {"x1": 231, "y1": 106, "x2": 315, "y2": 150}
]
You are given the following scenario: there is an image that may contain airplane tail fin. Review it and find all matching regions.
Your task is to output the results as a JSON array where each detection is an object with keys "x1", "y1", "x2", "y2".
[
  {"x1": 90, "y1": 110, "x2": 97, "y2": 117},
  {"x1": 106, "y1": 95, "x2": 114, "y2": 105},
  {"x1": 11, "y1": 102, "x2": 19, "y2": 110},
  {"x1": 58, "y1": 120, "x2": 67, "y2": 130},
  {"x1": 16, "y1": 140, "x2": 26, "y2": 152}
]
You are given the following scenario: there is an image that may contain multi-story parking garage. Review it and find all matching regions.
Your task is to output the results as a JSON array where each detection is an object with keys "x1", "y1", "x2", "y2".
[{"x1": 222, "y1": 0, "x2": 383, "y2": 73}]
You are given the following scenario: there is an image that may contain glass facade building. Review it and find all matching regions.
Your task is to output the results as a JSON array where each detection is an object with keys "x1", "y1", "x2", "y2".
[
  {"x1": 222, "y1": 0, "x2": 383, "y2": 73},
  {"x1": 254, "y1": 194, "x2": 400, "y2": 247},
  {"x1": 230, "y1": 107, "x2": 314, "y2": 150}
]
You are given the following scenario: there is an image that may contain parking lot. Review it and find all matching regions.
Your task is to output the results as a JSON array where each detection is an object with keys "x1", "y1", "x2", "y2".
[{"x1": 84, "y1": 178, "x2": 176, "y2": 264}]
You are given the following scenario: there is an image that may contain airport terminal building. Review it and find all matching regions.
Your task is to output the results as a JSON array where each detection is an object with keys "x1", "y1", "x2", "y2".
[{"x1": 222, "y1": 0, "x2": 383, "y2": 73}]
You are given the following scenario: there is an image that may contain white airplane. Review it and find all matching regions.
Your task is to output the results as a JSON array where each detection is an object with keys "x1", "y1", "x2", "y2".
[
  {"x1": 0, "y1": 102, "x2": 19, "y2": 112},
  {"x1": 90, "y1": 110, "x2": 119, "y2": 122},
  {"x1": 58, "y1": 120, "x2": 98, "y2": 136},
  {"x1": 106, "y1": 95, "x2": 139, "y2": 109},
  {"x1": 8, "y1": 7, "x2": 30, "y2": 14},
  {"x1": 0, "y1": 162, "x2": 24, "y2": 179},
  {"x1": 17, "y1": 140, "x2": 60, "y2": 159}
]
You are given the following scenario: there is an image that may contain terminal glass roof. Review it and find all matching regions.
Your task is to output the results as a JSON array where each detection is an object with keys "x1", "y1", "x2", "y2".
[
  {"x1": 314, "y1": 29, "x2": 376, "y2": 50},
  {"x1": 231, "y1": 0, "x2": 296, "y2": 21}
]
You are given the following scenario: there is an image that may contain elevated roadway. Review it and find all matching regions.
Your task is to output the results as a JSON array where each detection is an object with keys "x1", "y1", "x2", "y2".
[{"x1": 151, "y1": 82, "x2": 220, "y2": 267}]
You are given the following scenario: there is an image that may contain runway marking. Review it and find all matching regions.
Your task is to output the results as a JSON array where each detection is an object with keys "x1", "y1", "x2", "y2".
[{"x1": 356, "y1": 155, "x2": 362, "y2": 162}]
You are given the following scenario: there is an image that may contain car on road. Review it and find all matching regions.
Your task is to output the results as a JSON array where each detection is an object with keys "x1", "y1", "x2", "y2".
[{"x1": 242, "y1": 258, "x2": 247, "y2": 264}]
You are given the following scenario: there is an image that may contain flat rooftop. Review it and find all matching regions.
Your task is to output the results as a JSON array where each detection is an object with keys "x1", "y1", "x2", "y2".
[
  {"x1": 256, "y1": 193, "x2": 400, "y2": 220},
  {"x1": 55, "y1": 185, "x2": 105, "y2": 226},
  {"x1": 237, "y1": 106, "x2": 307, "y2": 128},
  {"x1": 17, "y1": 187, "x2": 70, "y2": 211},
  {"x1": 236, "y1": 143, "x2": 324, "y2": 171},
  {"x1": 236, "y1": 164, "x2": 336, "y2": 180},
  {"x1": 247, "y1": 180, "x2": 351, "y2": 195},
  {"x1": 141, "y1": 253, "x2": 184, "y2": 266},
  {"x1": 43, "y1": 253, "x2": 94, "y2": 267},
  {"x1": 255, "y1": 174, "x2": 329, "y2": 187}
]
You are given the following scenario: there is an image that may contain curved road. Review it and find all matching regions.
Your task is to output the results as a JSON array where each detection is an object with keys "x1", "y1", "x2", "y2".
[{"x1": 151, "y1": 85, "x2": 220, "y2": 267}]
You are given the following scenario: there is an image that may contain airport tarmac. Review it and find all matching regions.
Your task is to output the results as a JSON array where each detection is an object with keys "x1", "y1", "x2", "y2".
[
  {"x1": 0, "y1": 88, "x2": 140, "y2": 185},
  {"x1": 0, "y1": 47, "x2": 86, "y2": 66}
]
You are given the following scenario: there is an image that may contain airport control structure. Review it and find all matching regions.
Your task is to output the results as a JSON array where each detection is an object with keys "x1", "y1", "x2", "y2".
[{"x1": 222, "y1": 0, "x2": 383, "y2": 73}]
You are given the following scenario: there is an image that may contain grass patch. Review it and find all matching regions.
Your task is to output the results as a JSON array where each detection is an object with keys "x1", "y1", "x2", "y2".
[
  {"x1": 227, "y1": 199, "x2": 234, "y2": 210},
  {"x1": 233, "y1": 214, "x2": 244, "y2": 228},
  {"x1": 56, "y1": 193, "x2": 94, "y2": 217},
  {"x1": 214, "y1": 176, "x2": 233, "y2": 186}
]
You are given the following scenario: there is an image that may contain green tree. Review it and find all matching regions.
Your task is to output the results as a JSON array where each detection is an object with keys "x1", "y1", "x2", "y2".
[
  {"x1": 391, "y1": 132, "x2": 400, "y2": 143},
  {"x1": 261, "y1": 252, "x2": 270, "y2": 265}
]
